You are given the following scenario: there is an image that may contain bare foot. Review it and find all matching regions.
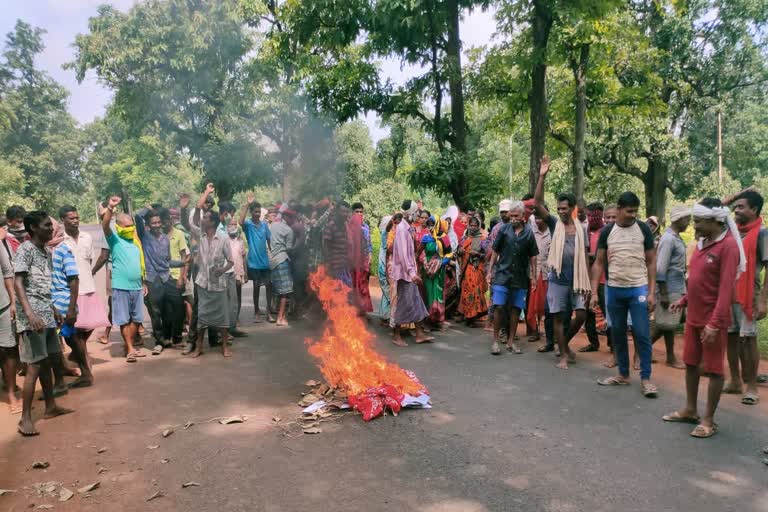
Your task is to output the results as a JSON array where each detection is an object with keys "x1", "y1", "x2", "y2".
[
  {"x1": 43, "y1": 406, "x2": 75, "y2": 419},
  {"x1": 63, "y1": 367, "x2": 81, "y2": 378},
  {"x1": 415, "y1": 335, "x2": 435, "y2": 344},
  {"x1": 276, "y1": 319, "x2": 289, "y2": 327},
  {"x1": 556, "y1": 358, "x2": 569, "y2": 370},
  {"x1": 723, "y1": 382, "x2": 743, "y2": 394},
  {"x1": 18, "y1": 417, "x2": 39, "y2": 436},
  {"x1": 567, "y1": 351, "x2": 576, "y2": 364},
  {"x1": 191, "y1": 350, "x2": 204, "y2": 359},
  {"x1": 222, "y1": 347, "x2": 232, "y2": 358},
  {"x1": 666, "y1": 360, "x2": 686, "y2": 370},
  {"x1": 603, "y1": 359, "x2": 617, "y2": 368},
  {"x1": 9, "y1": 401, "x2": 23, "y2": 415},
  {"x1": 392, "y1": 338, "x2": 408, "y2": 347}
]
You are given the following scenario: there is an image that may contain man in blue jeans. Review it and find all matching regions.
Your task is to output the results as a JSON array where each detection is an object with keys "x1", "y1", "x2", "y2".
[
  {"x1": 487, "y1": 201, "x2": 538, "y2": 355},
  {"x1": 590, "y1": 191, "x2": 658, "y2": 397}
]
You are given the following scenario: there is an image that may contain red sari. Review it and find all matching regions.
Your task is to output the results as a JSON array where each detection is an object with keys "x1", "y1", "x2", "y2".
[
  {"x1": 458, "y1": 231, "x2": 488, "y2": 320},
  {"x1": 347, "y1": 214, "x2": 373, "y2": 313}
]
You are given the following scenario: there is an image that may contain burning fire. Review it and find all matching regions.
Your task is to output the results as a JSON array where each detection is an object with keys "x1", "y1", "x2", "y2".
[{"x1": 306, "y1": 267, "x2": 422, "y2": 396}]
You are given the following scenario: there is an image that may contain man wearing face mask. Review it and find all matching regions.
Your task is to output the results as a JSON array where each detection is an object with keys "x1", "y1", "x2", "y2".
[
  {"x1": 102, "y1": 197, "x2": 148, "y2": 364},
  {"x1": 6, "y1": 206, "x2": 29, "y2": 256}
]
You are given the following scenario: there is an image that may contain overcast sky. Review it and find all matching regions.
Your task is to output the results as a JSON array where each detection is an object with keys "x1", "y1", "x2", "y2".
[{"x1": 1, "y1": 1, "x2": 497, "y2": 142}]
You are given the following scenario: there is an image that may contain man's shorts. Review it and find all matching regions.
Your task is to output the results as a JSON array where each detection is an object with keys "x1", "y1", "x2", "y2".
[
  {"x1": 547, "y1": 281, "x2": 586, "y2": 314},
  {"x1": 654, "y1": 292, "x2": 684, "y2": 330},
  {"x1": 248, "y1": 268, "x2": 271, "y2": 287},
  {"x1": 19, "y1": 328, "x2": 61, "y2": 364},
  {"x1": 729, "y1": 303, "x2": 758, "y2": 338},
  {"x1": 112, "y1": 289, "x2": 145, "y2": 326},
  {"x1": 0, "y1": 306, "x2": 15, "y2": 348},
  {"x1": 491, "y1": 285, "x2": 526, "y2": 310},
  {"x1": 683, "y1": 324, "x2": 727, "y2": 375}
]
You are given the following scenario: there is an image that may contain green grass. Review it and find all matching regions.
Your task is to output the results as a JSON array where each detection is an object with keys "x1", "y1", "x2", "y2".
[{"x1": 759, "y1": 319, "x2": 768, "y2": 359}]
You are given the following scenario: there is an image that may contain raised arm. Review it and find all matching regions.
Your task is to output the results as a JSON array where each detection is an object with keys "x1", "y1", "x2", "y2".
[
  {"x1": 533, "y1": 155, "x2": 551, "y2": 223},
  {"x1": 102, "y1": 196, "x2": 121, "y2": 238},
  {"x1": 240, "y1": 192, "x2": 254, "y2": 226},
  {"x1": 193, "y1": 183, "x2": 215, "y2": 228}
]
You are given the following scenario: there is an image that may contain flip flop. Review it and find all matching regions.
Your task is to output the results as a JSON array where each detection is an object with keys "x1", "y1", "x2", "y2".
[
  {"x1": 662, "y1": 411, "x2": 700, "y2": 424},
  {"x1": 741, "y1": 392, "x2": 759, "y2": 405},
  {"x1": 597, "y1": 376, "x2": 630, "y2": 386},
  {"x1": 490, "y1": 341, "x2": 501, "y2": 355},
  {"x1": 537, "y1": 345, "x2": 554, "y2": 353},
  {"x1": 507, "y1": 345, "x2": 522, "y2": 354},
  {"x1": 126, "y1": 354, "x2": 138, "y2": 363},
  {"x1": 642, "y1": 383, "x2": 659, "y2": 398},
  {"x1": 690, "y1": 423, "x2": 718, "y2": 439}
]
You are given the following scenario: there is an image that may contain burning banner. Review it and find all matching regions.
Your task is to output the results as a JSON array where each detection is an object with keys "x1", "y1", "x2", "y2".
[{"x1": 304, "y1": 267, "x2": 431, "y2": 421}]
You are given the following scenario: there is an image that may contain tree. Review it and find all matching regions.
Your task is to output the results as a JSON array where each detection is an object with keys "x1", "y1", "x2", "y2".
[
  {"x1": 70, "y1": 0, "x2": 274, "y2": 199},
  {"x1": 335, "y1": 119, "x2": 376, "y2": 196},
  {"x1": 0, "y1": 20, "x2": 86, "y2": 210}
]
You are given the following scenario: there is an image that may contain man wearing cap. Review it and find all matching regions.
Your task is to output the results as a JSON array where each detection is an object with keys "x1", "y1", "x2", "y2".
[
  {"x1": 483, "y1": 199, "x2": 512, "y2": 333},
  {"x1": 651, "y1": 205, "x2": 691, "y2": 369},
  {"x1": 663, "y1": 198, "x2": 743, "y2": 438}
]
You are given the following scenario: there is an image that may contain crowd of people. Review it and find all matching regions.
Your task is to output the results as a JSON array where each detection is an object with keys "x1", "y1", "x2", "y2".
[{"x1": 0, "y1": 156, "x2": 766, "y2": 440}]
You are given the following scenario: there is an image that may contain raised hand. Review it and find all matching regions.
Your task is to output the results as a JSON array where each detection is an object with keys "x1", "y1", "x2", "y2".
[
  {"x1": 108, "y1": 196, "x2": 121, "y2": 209},
  {"x1": 540, "y1": 155, "x2": 551, "y2": 177},
  {"x1": 247, "y1": 192, "x2": 255, "y2": 205},
  {"x1": 205, "y1": 183, "x2": 215, "y2": 195}
]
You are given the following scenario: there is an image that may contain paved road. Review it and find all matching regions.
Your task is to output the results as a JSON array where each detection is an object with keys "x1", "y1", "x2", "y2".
[{"x1": 1, "y1": 280, "x2": 767, "y2": 512}]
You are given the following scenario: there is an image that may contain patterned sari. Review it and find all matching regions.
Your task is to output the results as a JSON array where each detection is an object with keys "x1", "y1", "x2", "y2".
[{"x1": 458, "y1": 229, "x2": 488, "y2": 320}]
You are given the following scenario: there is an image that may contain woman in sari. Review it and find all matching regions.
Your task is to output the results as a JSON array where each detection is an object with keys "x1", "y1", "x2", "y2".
[
  {"x1": 347, "y1": 212, "x2": 373, "y2": 315},
  {"x1": 420, "y1": 216, "x2": 447, "y2": 328},
  {"x1": 386, "y1": 214, "x2": 408, "y2": 329},
  {"x1": 458, "y1": 216, "x2": 488, "y2": 326},
  {"x1": 442, "y1": 216, "x2": 461, "y2": 320},
  {"x1": 377, "y1": 215, "x2": 393, "y2": 324}
]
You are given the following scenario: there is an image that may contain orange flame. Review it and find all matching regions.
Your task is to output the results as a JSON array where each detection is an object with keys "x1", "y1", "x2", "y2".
[{"x1": 305, "y1": 267, "x2": 422, "y2": 396}]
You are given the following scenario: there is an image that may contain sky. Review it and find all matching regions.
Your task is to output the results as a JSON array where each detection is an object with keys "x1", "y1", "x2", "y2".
[{"x1": 1, "y1": 1, "x2": 497, "y2": 143}]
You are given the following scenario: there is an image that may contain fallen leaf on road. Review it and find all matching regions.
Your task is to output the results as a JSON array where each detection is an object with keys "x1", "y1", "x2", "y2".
[
  {"x1": 97, "y1": 467, "x2": 108, "y2": 474},
  {"x1": 77, "y1": 482, "x2": 100, "y2": 494},
  {"x1": 181, "y1": 482, "x2": 200, "y2": 488},
  {"x1": 146, "y1": 445, "x2": 159, "y2": 450},
  {"x1": 31, "y1": 461, "x2": 50, "y2": 470},
  {"x1": 302, "y1": 427, "x2": 322, "y2": 434},
  {"x1": 183, "y1": 421, "x2": 194, "y2": 430},
  {"x1": 161, "y1": 428, "x2": 174, "y2": 438},
  {"x1": 146, "y1": 490, "x2": 164, "y2": 501},
  {"x1": 305, "y1": 380, "x2": 319, "y2": 387},
  {"x1": 317, "y1": 384, "x2": 330, "y2": 395},
  {"x1": 36, "y1": 505, "x2": 53, "y2": 510},
  {"x1": 59, "y1": 488, "x2": 74, "y2": 502},
  {"x1": 299, "y1": 393, "x2": 320, "y2": 406},
  {"x1": 160, "y1": 459, "x2": 170, "y2": 464},
  {"x1": 97, "y1": 447, "x2": 107, "y2": 454},
  {"x1": 0, "y1": 489, "x2": 16, "y2": 496},
  {"x1": 218, "y1": 415, "x2": 246, "y2": 425}
]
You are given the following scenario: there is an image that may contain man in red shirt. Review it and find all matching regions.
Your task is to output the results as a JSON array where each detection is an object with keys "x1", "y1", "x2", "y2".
[{"x1": 663, "y1": 198, "x2": 743, "y2": 438}]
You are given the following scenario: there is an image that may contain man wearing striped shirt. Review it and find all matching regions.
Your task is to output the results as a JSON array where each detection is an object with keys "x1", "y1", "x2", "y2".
[{"x1": 51, "y1": 233, "x2": 88, "y2": 385}]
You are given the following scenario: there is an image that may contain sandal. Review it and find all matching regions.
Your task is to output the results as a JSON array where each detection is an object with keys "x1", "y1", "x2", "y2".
[
  {"x1": 690, "y1": 423, "x2": 718, "y2": 439},
  {"x1": 490, "y1": 341, "x2": 501, "y2": 355},
  {"x1": 126, "y1": 353, "x2": 138, "y2": 363},
  {"x1": 757, "y1": 374, "x2": 767, "y2": 384},
  {"x1": 507, "y1": 344, "x2": 522, "y2": 354},
  {"x1": 537, "y1": 345, "x2": 554, "y2": 353},
  {"x1": 597, "y1": 376, "x2": 630, "y2": 386},
  {"x1": 741, "y1": 392, "x2": 759, "y2": 405},
  {"x1": 662, "y1": 411, "x2": 700, "y2": 424},
  {"x1": 641, "y1": 382, "x2": 659, "y2": 398}
]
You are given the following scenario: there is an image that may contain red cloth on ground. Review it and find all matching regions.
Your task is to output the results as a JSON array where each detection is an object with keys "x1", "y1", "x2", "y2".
[
  {"x1": 349, "y1": 385, "x2": 405, "y2": 421},
  {"x1": 735, "y1": 217, "x2": 763, "y2": 320},
  {"x1": 683, "y1": 234, "x2": 740, "y2": 330}
]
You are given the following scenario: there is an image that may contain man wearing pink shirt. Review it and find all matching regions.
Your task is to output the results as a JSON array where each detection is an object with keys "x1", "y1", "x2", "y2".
[{"x1": 391, "y1": 200, "x2": 434, "y2": 347}]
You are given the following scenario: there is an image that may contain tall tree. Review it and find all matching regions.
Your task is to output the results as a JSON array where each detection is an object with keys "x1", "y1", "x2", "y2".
[
  {"x1": 70, "y1": 0, "x2": 273, "y2": 199},
  {"x1": 0, "y1": 20, "x2": 85, "y2": 209}
]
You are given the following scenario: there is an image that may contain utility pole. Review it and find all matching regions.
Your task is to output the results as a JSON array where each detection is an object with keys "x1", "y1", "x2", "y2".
[{"x1": 717, "y1": 110, "x2": 723, "y2": 183}]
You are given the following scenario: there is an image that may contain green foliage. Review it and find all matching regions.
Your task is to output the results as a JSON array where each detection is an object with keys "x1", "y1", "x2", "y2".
[{"x1": 335, "y1": 120, "x2": 376, "y2": 196}]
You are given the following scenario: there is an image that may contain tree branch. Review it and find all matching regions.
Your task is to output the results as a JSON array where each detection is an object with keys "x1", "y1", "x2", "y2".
[{"x1": 548, "y1": 128, "x2": 574, "y2": 152}]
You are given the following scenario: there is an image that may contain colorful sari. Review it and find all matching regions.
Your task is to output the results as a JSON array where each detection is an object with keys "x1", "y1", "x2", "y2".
[
  {"x1": 347, "y1": 214, "x2": 373, "y2": 313},
  {"x1": 458, "y1": 228, "x2": 488, "y2": 320},
  {"x1": 421, "y1": 221, "x2": 446, "y2": 325},
  {"x1": 378, "y1": 216, "x2": 392, "y2": 319}
]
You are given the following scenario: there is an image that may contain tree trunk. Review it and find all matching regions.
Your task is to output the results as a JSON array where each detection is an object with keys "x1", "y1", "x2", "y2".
[
  {"x1": 445, "y1": 0, "x2": 469, "y2": 209},
  {"x1": 644, "y1": 156, "x2": 668, "y2": 222},
  {"x1": 571, "y1": 44, "x2": 589, "y2": 202},
  {"x1": 528, "y1": 0, "x2": 554, "y2": 194}
]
